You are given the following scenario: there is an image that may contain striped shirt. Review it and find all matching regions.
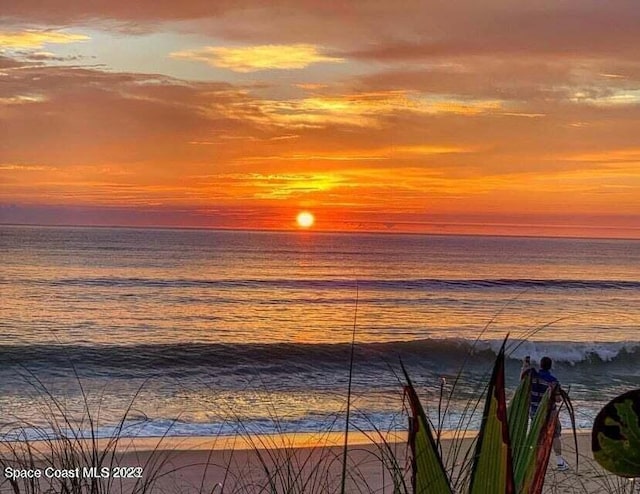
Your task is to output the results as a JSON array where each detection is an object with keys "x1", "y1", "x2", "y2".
[{"x1": 528, "y1": 369, "x2": 559, "y2": 417}]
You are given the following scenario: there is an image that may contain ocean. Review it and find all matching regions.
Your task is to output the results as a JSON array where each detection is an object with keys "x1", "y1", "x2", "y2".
[{"x1": 1, "y1": 225, "x2": 639, "y2": 440}]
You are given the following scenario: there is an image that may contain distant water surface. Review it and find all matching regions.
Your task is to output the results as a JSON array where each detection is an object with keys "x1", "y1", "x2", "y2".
[{"x1": 1, "y1": 226, "x2": 639, "y2": 439}]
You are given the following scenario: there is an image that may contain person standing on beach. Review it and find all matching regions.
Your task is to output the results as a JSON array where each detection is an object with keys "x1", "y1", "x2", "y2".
[{"x1": 521, "y1": 356, "x2": 569, "y2": 471}]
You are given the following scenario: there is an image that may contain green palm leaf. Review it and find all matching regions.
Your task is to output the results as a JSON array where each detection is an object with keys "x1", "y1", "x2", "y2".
[
  {"x1": 512, "y1": 386, "x2": 552, "y2": 493},
  {"x1": 527, "y1": 389, "x2": 560, "y2": 494},
  {"x1": 508, "y1": 370, "x2": 531, "y2": 473},
  {"x1": 402, "y1": 363, "x2": 453, "y2": 494},
  {"x1": 402, "y1": 338, "x2": 578, "y2": 494},
  {"x1": 469, "y1": 339, "x2": 515, "y2": 494},
  {"x1": 515, "y1": 382, "x2": 577, "y2": 494}
]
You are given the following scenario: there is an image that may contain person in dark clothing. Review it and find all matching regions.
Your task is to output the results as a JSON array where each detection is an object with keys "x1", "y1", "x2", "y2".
[{"x1": 521, "y1": 356, "x2": 569, "y2": 471}]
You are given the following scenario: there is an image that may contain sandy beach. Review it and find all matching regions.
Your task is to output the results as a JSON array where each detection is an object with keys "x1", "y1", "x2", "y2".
[{"x1": 2, "y1": 431, "x2": 632, "y2": 493}]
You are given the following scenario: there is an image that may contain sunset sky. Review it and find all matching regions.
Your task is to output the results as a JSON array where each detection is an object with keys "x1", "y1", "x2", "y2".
[{"x1": 1, "y1": 1, "x2": 639, "y2": 237}]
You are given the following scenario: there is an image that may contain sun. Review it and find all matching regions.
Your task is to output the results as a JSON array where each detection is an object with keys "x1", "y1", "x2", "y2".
[{"x1": 296, "y1": 211, "x2": 315, "y2": 229}]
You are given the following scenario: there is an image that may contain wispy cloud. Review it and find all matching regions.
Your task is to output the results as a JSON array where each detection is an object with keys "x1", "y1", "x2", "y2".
[
  {"x1": 238, "y1": 145, "x2": 470, "y2": 163},
  {"x1": 560, "y1": 148, "x2": 640, "y2": 163},
  {"x1": 0, "y1": 30, "x2": 89, "y2": 49},
  {"x1": 0, "y1": 164, "x2": 52, "y2": 171},
  {"x1": 570, "y1": 89, "x2": 640, "y2": 106},
  {"x1": 242, "y1": 91, "x2": 505, "y2": 129},
  {"x1": 170, "y1": 44, "x2": 344, "y2": 72},
  {"x1": 0, "y1": 95, "x2": 47, "y2": 105},
  {"x1": 249, "y1": 173, "x2": 346, "y2": 199}
]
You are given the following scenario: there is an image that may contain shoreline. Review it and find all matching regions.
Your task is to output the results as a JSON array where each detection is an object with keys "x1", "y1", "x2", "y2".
[
  {"x1": 1, "y1": 431, "x2": 617, "y2": 493},
  {"x1": 0, "y1": 430, "x2": 406, "y2": 455},
  {"x1": 2, "y1": 428, "x2": 597, "y2": 453}
]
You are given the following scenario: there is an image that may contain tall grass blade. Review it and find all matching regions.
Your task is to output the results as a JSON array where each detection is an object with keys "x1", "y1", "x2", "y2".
[
  {"x1": 340, "y1": 283, "x2": 359, "y2": 494},
  {"x1": 469, "y1": 339, "x2": 514, "y2": 494},
  {"x1": 557, "y1": 386, "x2": 579, "y2": 471},
  {"x1": 402, "y1": 362, "x2": 453, "y2": 494}
]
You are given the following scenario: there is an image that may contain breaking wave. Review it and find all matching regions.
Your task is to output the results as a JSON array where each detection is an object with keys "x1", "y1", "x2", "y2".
[{"x1": 1, "y1": 338, "x2": 638, "y2": 374}]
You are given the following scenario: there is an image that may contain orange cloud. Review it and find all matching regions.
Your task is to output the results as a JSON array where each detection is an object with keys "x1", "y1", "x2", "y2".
[
  {"x1": 0, "y1": 30, "x2": 89, "y2": 49},
  {"x1": 170, "y1": 44, "x2": 344, "y2": 72},
  {"x1": 236, "y1": 145, "x2": 470, "y2": 164},
  {"x1": 239, "y1": 91, "x2": 505, "y2": 129},
  {"x1": 236, "y1": 172, "x2": 346, "y2": 199},
  {"x1": 570, "y1": 89, "x2": 640, "y2": 106},
  {"x1": 561, "y1": 148, "x2": 640, "y2": 163},
  {"x1": 0, "y1": 94, "x2": 46, "y2": 105}
]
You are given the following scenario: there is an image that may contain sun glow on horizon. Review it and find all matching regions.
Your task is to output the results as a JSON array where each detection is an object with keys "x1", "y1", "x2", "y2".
[{"x1": 296, "y1": 211, "x2": 315, "y2": 229}]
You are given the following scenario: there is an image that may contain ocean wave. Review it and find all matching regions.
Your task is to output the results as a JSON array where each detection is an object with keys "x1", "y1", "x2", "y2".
[
  {"x1": 1, "y1": 339, "x2": 638, "y2": 373},
  {"x1": 0, "y1": 413, "x2": 408, "y2": 441},
  {"x1": 483, "y1": 339, "x2": 640, "y2": 365},
  {"x1": 8, "y1": 276, "x2": 639, "y2": 291},
  {"x1": 0, "y1": 406, "x2": 596, "y2": 442}
]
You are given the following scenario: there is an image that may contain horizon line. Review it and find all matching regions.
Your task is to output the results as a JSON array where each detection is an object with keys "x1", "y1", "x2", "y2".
[{"x1": 2, "y1": 222, "x2": 639, "y2": 242}]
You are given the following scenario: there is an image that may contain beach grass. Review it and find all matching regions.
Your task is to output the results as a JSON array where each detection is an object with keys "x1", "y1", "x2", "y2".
[{"x1": 0, "y1": 359, "x2": 408, "y2": 493}]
